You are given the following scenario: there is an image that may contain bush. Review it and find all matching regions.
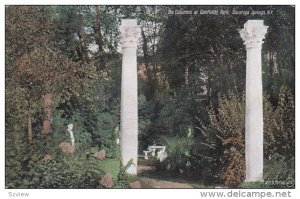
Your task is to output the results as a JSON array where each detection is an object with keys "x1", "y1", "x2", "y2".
[
  {"x1": 264, "y1": 153, "x2": 295, "y2": 188},
  {"x1": 138, "y1": 91, "x2": 195, "y2": 153},
  {"x1": 5, "y1": 123, "x2": 122, "y2": 188},
  {"x1": 115, "y1": 159, "x2": 138, "y2": 188},
  {"x1": 264, "y1": 87, "x2": 295, "y2": 159},
  {"x1": 207, "y1": 92, "x2": 245, "y2": 186},
  {"x1": 5, "y1": 133, "x2": 53, "y2": 188},
  {"x1": 32, "y1": 156, "x2": 105, "y2": 188},
  {"x1": 156, "y1": 135, "x2": 194, "y2": 176},
  {"x1": 206, "y1": 88, "x2": 295, "y2": 187},
  {"x1": 90, "y1": 112, "x2": 119, "y2": 157},
  {"x1": 52, "y1": 108, "x2": 120, "y2": 158},
  {"x1": 239, "y1": 154, "x2": 295, "y2": 189},
  {"x1": 6, "y1": 152, "x2": 122, "y2": 189}
]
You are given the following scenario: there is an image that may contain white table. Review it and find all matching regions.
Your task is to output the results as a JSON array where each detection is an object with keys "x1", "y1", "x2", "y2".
[{"x1": 143, "y1": 145, "x2": 166, "y2": 161}]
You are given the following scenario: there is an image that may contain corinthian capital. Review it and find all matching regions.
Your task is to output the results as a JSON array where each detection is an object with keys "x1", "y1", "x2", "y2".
[
  {"x1": 240, "y1": 20, "x2": 268, "y2": 49},
  {"x1": 120, "y1": 19, "x2": 140, "y2": 48}
]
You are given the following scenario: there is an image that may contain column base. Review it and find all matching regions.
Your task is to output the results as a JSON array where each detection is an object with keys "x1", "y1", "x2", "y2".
[
  {"x1": 126, "y1": 164, "x2": 137, "y2": 175},
  {"x1": 244, "y1": 177, "x2": 264, "y2": 183}
]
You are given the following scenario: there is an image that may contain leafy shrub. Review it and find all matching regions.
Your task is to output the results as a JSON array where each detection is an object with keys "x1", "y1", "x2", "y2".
[
  {"x1": 264, "y1": 153, "x2": 295, "y2": 188},
  {"x1": 7, "y1": 151, "x2": 122, "y2": 189},
  {"x1": 91, "y1": 112, "x2": 119, "y2": 157},
  {"x1": 5, "y1": 123, "x2": 122, "y2": 189},
  {"x1": 52, "y1": 111, "x2": 92, "y2": 153},
  {"x1": 264, "y1": 87, "x2": 295, "y2": 159},
  {"x1": 52, "y1": 109, "x2": 120, "y2": 157},
  {"x1": 32, "y1": 156, "x2": 106, "y2": 188},
  {"x1": 5, "y1": 132, "x2": 53, "y2": 188},
  {"x1": 239, "y1": 154, "x2": 295, "y2": 189},
  {"x1": 206, "y1": 88, "x2": 295, "y2": 187},
  {"x1": 207, "y1": 92, "x2": 245, "y2": 186},
  {"x1": 115, "y1": 159, "x2": 138, "y2": 188},
  {"x1": 138, "y1": 91, "x2": 195, "y2": 152},
  {"x1": 156, "y1": 135, "x2": 195, "y2": 176}
]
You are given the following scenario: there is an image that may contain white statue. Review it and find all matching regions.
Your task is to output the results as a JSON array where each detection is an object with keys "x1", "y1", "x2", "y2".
[
  {"x1": 67, "y1": 123, "x2": 75, "y2": 146},
  {"x1": 151, "y1": 148, "x2": 156, "y2": 157},
  {"x1": 143, "y1": 151, "x2": 149, "y2": 160},
  {"x1": 157, "y1": 146, "x2": 167, "y2": 162}
]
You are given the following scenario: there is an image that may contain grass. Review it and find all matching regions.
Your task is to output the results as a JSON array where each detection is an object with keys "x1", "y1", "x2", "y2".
[
  {"x1": 238, "y1": 181, "x2": 295, "y2": 189},
  {"x1": 96, "y1": 158, "x2": 120, "y2": 180},
  {"x1": 63, "y1": 154, "x2": 121, "y2": 181}
]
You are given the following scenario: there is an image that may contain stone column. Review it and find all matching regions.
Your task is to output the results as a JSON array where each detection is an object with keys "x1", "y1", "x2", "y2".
[
  {"x1": 120, "y1": 19, "x2": 139, "y2": 174},
  {"x1": 240, "y1": 20, "x2": 268, "y2": 182}
]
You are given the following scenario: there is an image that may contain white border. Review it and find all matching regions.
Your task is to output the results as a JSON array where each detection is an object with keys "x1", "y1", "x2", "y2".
[
  {"x1": 1, "y1": 0, "x2": 298, "y2": 5},
  {"x1": 1, "y1": 1, "x2": 298, "y2": 199}
]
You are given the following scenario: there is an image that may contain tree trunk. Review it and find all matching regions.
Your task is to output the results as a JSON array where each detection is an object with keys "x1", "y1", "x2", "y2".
[
  {"x1": 28, "y1": 116, "x2": 32, "y2": 144},
  {"x1": 77, "y1": 31, "x2": 89, "y2": 64},
  {"x1": 141, "y1": 27, "x2": 150, "y2": 69},
  {"x1": 269, "y1": 51, "x2": 273, "y2": 76},
  {"x1": 141, "y1": 26, "x2": 156, "y2": 99},
  {"x1": 184, "y1": 65, "x2": 189, "y2": 86},
  {"x1": 206, "y1": 65, "x2": 212, "y2": 104},
  {"x1": 77, "y1": 6, "x2": 89, "y2": 64},
  {"x1": 95, "y1": 5, "x2": 105, "y2": 70},
  {"x1": 42, "y1": 93, "x2": 52, "y2": 134}
]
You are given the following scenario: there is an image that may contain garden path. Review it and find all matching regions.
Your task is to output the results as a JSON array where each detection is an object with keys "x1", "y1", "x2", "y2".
[{"x1": 137, "y1": 162, "x2": 193, "y2": 188}]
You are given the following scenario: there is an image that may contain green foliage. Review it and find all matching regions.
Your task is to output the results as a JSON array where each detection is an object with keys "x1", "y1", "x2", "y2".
[
  {"x1": 155, "y1": 132, "x2": 218, "y2": 184},
  {"x1": 6, "y1": 130, "x2": 121, "y2": 189},
  {"x1": 205, "y1": 89, "x2": 294, "y2": 187},
  {"x1": 206, "y1": 92, "x2": 245, "y2": 186},
  {"x1": 158, "y1": 100, "x2": 192, "y2": 136},
  {"x1": 264, "y1": 153, "x2": 295, "y2": 188},
  {"x1": 32, "y1": 157, "x2": 103, "y2": 188},
  {"x1": 238, "y1": 182, "x2": 269, "y2": 189},
  {"x1": 52, "y1": 111, "x2": 93, "y2": 153},
  {"x1": 6, "y1": 133, "x2": 54, "y2": 188},
  {"x1": 98, "y1": 159, "x2": 120, "y2": 181},
  {"x1": 238, "y1": 154, "x2": 295, "y2": 189},
  {"x1": 8, "y1": 156, "x2": 121, "y2": 189},
  {"x1": 263, "y1": 6, "x2": 295, "y2": 94},
  {"x1": 264, "y1": 87, "x2": 295, "y2": 159},
  {"x1": 157, "y1": 136, "x2": 194, "y2": 175},
  {"x1": 138, "y1": 90, "x2": 196, "y2": 152},
  {"x1": 115, "y1": 159, "x2": 137, "y2": 188}
]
